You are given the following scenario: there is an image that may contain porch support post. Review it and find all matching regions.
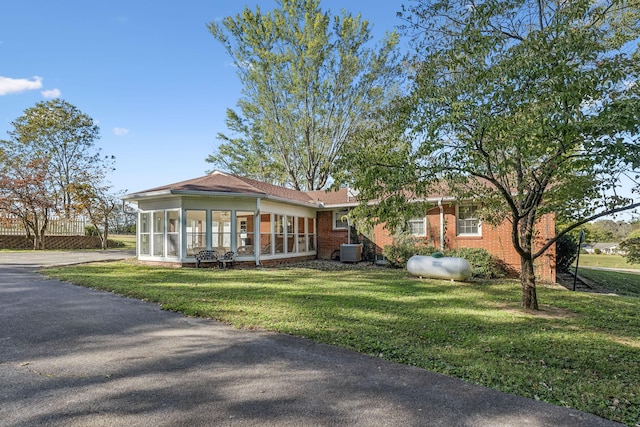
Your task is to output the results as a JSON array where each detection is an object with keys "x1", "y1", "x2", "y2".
[{"x1": 255, "y1": 198, "x2": 261, "y2": 266}]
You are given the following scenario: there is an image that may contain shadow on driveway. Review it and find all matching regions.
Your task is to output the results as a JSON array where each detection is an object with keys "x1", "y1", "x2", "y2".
[{"x1": 0, "y1": 253, "x2": 622, "y2": 426}]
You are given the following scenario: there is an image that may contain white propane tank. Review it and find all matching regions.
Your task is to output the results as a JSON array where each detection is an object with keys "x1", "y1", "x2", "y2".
[{"x1": 407, "y1": 254, "x2": 472, "y2": 281}]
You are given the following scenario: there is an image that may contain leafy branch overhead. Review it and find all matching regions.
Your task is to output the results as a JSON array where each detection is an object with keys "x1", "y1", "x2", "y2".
[
  {"x1": 207, "y1": 0, "x2": 403, "y2": 190},
  {"x1": 340, "y1": 0, "x2": 640, "y2": 310}
]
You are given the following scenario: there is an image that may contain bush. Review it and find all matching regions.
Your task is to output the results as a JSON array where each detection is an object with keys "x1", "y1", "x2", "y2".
[
  {"x1": 382, "y1": 238, "x2": 509, "y2": 279},
  {"x1": 594, "y1": 248, "x2": 602, "y2": 254},
  {"x1": 555, "y1": 233, "x2": 579, "y2": 273},
  {"x1": 447, "y1": 247, "x2": 509, "y2": 279},
  {"x1": 381, "y1": 234, "x2": 436, "y2": 268}
]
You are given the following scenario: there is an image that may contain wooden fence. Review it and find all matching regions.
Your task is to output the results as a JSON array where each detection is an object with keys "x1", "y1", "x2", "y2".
[{"x1": 0, "y1": 216, "x2": 86, "y2": 236}]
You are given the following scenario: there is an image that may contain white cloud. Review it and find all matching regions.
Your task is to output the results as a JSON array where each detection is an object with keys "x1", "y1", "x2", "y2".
[
  {"x1": 0, "y1": 75, "x2": 43, "y2": 96},
  {"x1": 41, "y1": 88, "x2": 61, "y2": 98},
  {"x1": 113, "y1": 127, "x2": 130, "y2": 136}
]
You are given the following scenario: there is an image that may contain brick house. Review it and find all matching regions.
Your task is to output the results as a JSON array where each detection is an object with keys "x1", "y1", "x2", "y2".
[{"x1": 123, "y1": 171, "x2": 556, "y2": 281}]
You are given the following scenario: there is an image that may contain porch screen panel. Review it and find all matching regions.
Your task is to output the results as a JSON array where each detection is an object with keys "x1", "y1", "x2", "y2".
[
  {"x1": 139, "y1": 212, "x2": 150, "y2": 255},
  {"x1": 260, "y1": 213, "x2": 272, "y2": 255},
  {"x1": 286, "y1": 216, "x2": 295, "y2": 253},
  {"x1": 167, "y1": 210, "x2": 179, "y2": 257},
  {"x1": 186, "y1": 210, "x2": 206, "y2": 256},
  {"x1": 275, "y1": 214, "x2": 284, "y2": 254},
  {"x1": 308, "y1": 217, "x2": 316, "y2": 251},
  {"x1": 297, "y1": 216, "x2": 306, "y2": 252},
  {"x1": 153, "y1": 212, "x2": 164, "y2": 256},
  {"x1": 212, "y1": 210, "x2": 231, "y2": 252},
  {"x1": 237, "y1": 211, "x2": 254, "y2": 255}
]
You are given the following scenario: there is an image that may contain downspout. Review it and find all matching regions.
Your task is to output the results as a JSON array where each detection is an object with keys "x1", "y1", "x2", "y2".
[
  {"x1": 438, "y1": 199, "x2": 445, "y2": 251},
  {"x1": 255, "y1": 198, "x2": 261, "y2": 266}
]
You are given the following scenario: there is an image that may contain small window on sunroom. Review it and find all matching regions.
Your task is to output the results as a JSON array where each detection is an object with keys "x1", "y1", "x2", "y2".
[{"x1": 457, "y1": 205, "x2": 481, "y2": 236}]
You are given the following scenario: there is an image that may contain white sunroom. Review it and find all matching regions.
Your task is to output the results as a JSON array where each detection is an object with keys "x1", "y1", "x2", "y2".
[{"x1": 124, "y1": 171, "x2": 318, "y2": 266}]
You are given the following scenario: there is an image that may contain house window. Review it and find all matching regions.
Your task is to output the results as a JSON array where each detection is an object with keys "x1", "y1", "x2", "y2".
[
  {"x1": 333, "y1": 209, "x2": 349, "y2": 230},
  {"x1": 408, "y1": 218, "x2": 426, "y2": 237},
  {"x1": 457, "y1": 205, "x2": 481, "y2": 236}
]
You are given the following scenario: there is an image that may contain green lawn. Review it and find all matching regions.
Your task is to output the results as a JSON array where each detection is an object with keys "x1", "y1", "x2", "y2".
[
  {"x1": 577, "y1": 267, "x2": 640, "y2": 298},
  {"x1": 109, "y1": 234, "x2": 136, "y2": 250},
  {"x1": 577, "y1": 254, "x2": 640, "y2": 270},
  {"x1": 43, "y1": 262, "x2": 640, "y2": 426}
]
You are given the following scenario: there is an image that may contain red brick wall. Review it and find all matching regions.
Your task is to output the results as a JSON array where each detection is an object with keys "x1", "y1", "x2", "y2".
[
  {"x1": 316, "y1": 211, "x2": 349, "y2": 259},
  {"x1": 315, "y1": 205, "x2": 556, "y2": 282}
]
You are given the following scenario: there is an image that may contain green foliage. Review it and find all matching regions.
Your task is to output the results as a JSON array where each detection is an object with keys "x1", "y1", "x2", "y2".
[
  {"x1": 446, "y1": 247, "x2": 510, "y2": 279},
  {"x1": 85, "y1": 225, "x2": 99, "y2": 237},
  {"x1": 1, "y1": 99, "x2": 109, "y2": 217},
  {"x1": 620, "y1": 237, "x2": 640, "y2": 264},
  {"x1": 341, "y1": 0, "x2": 640, "y2": 309},
  {"x1": 208, "y1": 0, "x2": 402, "y2": 190},
  {"x1": 556, "y1": 233, "x2": 579, "y2": 273},
  {"x1": 44, "y1": 262, "x2": 640, "y2": 425},
  {"x1": 381, "y1": 236, "x2": 508, "y2": 278},
  {"x1": 381, "y1": 234, "x2": 436, "y2": 267}
]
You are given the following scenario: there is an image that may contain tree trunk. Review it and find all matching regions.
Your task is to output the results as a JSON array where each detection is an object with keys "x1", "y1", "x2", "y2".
[{"x1": 520, "y1": 255, "x2": 539, "y2": 310}]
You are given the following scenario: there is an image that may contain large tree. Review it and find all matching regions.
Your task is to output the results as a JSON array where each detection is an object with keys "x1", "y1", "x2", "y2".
[
  {"x1": 1, "y1": 100, "x2": 113, "y2": 248},
  {"x1": 2, "y1": 99, "x2": 109, "y2": 217},
  {"x1": 207, "y1": 0, "x2": 402, "y2": 190},
  {"x1": 339, "y1": 0, "x2": 640, "y2": 309}
]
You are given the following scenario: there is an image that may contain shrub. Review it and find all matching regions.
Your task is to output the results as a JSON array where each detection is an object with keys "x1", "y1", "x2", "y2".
[
  {"x1": 594, "y1": 248, "x2": 602, "y2": 254},
  {"x1": 381, "y1": 234, "x2": 436, "y2": 268},
  {"x1": 555, "y1": 233, "x2": 579, "y2": 272},
  {"x1": 446, "y1": 247, "x2": 509, "y2": 279},
  {"x1": 382, "y1": 238, "x2": 509, "y2": 279}
]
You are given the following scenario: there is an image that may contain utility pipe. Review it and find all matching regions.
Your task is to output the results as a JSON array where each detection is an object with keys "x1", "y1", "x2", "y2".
[{"x1": 438, "y1": 199, "x2": 445, "y2": 251}]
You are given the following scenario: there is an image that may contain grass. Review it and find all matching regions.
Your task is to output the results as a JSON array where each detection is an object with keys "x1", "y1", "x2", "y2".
[
  {"x1": 108, "y1": 234, "x2": 136, "y2": 250},
  {"x1": 577, "y1": 254, "x2": 640, "y2": 270},
  {"x1": 43, "y1": 261, "x2": 640, "y2": 426},
  {"x1": 577, "y1": 267, "x2": 640, "y2": 298}
]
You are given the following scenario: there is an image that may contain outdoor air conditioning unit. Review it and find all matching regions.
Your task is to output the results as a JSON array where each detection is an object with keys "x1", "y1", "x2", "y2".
[{"x1": 340, "y1": 244, "x2": 362, "y2": 263}]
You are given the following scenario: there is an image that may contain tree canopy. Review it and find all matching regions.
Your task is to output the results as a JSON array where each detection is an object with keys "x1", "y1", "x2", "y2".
[
  {"x1": 0, "y1": 100, "x2": 114, "y2": 248},
  {"x1": 338, "y1": 0, "x2": 640, "y2": 309},
  {"x1": 207, "y1": 0, "x2": 402, "y2": 190}
]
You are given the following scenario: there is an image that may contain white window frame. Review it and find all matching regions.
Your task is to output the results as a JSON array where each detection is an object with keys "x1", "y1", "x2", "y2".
[
  {"x1": 333, "y1": 208, "x2": 350, "y2": 230},
  {"x1": 408, "y1": 217, "x2": 427, "y2": 237},
  {"x1": 456, "y1": 204, "x2": 482, "y2": 236}
]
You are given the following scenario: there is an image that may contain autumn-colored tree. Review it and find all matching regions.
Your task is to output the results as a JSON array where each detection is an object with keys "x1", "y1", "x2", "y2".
[{"x1": 0, "y1": 157, "x2": 55, "y2": 249}]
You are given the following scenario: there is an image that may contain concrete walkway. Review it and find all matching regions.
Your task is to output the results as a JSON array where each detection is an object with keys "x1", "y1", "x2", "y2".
[{"x1": 0, "y1": 251, "x2": 622, "y2": 426}]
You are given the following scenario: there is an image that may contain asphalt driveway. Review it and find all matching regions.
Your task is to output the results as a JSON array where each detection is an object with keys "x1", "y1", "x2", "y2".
[{"x1": 0, "y1": 251, "x2": 623, "y2": 426}]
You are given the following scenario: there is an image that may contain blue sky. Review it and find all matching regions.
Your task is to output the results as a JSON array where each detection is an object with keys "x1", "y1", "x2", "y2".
[{"x1": 1, "y1": 0, "x2": 405, "y2": 194}]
